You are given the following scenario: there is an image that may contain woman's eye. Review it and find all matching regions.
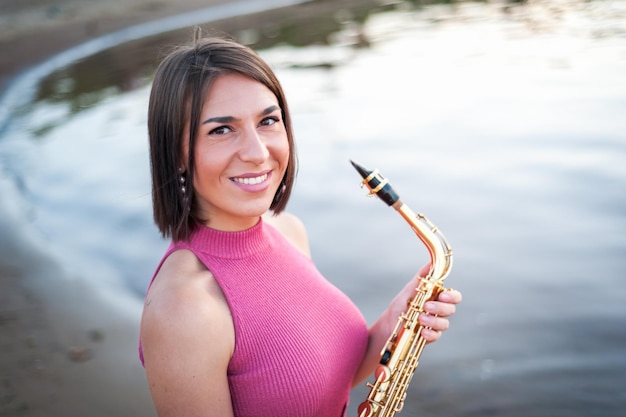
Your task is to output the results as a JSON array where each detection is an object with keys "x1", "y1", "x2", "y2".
[
  {"x1": 260, "y1": 116, "x2": 280, "y2": 127},
  {"x1": 209, "y1": 125, "x2": 232, "y2": 135}
]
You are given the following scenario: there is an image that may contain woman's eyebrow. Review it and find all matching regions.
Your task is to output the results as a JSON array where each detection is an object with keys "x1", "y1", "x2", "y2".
[
  {"x1": 202, "y1": 105, "x2": 280, "y2": 125},
  {"x1": 261, "y1": 105, "x2": 280, "y2": 116},
  {"x1": 202, "y1": 115, "x2": 235, "y2": 125}
]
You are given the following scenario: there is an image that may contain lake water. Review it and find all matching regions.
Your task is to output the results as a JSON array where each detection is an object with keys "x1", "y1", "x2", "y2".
[{"x1": 0, "y1": 0, "x2": 625, "y2": 416}]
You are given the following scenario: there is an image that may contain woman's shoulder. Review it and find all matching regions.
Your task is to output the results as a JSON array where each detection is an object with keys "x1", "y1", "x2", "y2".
[
  {"x1": 145, "y1": 249, "x2": 226, "y2": 310},
  {"x1": 263, "y1": 211, "x2": 311, "y2": 258},
  {"x1": 141, "y1": 249, "x2": 234, "y2": 350},
  {"x1": 139, "y1": 249, "x2": 235, "y2": 415}
]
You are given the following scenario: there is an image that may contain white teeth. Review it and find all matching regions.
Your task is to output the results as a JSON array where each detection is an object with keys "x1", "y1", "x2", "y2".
[{"x1": 232, "y1": 173, "x2": 268, "y2": 185}]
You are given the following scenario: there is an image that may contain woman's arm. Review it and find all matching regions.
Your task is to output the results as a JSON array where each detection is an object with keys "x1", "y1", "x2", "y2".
[
  {"x1": 140, "y1": 250, "x2": 236, "y2": 417},
  {"x1": 352, "y1": 264, "x2": 462, "y2": 386}
]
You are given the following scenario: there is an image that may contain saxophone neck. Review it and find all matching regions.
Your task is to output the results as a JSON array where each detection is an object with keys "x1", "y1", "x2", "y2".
[
  {"x1": 351, "y1": 160, "x2": 453, "y2": 283},
  {"x1": 396, "y1": 203, "x2": 453, "y2": 282}
]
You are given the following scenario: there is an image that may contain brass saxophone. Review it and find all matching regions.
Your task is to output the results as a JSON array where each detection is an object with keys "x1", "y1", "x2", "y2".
[{"x1": 350, "y1": 160, "x2": 453, "y2": 417}]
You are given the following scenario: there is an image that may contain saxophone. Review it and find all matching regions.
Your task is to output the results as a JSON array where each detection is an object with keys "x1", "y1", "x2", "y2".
[{"x1": 350, "y1": 160, "x2": 453, "y2": 417}]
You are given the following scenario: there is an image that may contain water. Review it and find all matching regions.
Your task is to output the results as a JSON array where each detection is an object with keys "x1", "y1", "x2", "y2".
[{"x1": 1, "y1": 1, "x2": 625, "y2": 416}]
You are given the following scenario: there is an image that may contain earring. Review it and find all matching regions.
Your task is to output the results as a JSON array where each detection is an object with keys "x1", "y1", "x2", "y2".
[{"x1": 178, "y1": 167, "x2": 187, "y2": 195}]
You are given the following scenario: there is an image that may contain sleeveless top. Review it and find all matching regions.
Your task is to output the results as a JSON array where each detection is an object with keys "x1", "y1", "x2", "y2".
[{"x1": 140, "y1": 219, "x2": 369, "y2": 417}]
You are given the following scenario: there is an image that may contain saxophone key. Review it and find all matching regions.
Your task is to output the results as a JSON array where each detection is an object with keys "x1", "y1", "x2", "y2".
[
  {"x1": 380, "y1": 349, "x2": 392, "y2": 365},
  {"x1": 375, "y1": 365, "x2": 392, "y2": 383},
  {"x1": 357, "y1": 402, "x2": 373, "y2": 417}
]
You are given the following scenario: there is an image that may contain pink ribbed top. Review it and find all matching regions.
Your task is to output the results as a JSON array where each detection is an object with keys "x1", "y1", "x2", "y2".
[{"x1": 141, "y1": 219, "x2": 368, "y2": 417}]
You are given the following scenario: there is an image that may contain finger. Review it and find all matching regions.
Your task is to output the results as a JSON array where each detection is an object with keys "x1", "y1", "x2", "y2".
[
  {"x1": 419, "y1": 313, "x2": 450, "y2": 332},
  {"x1": 436, "y1": 289, "x2": 462, "y2": 304},
  {"x1": 420, "y1": 327, "x2": 441, "y2": 343},
  {"x1": 424, "y1": 300, "x2": 456, "y2": 317}
]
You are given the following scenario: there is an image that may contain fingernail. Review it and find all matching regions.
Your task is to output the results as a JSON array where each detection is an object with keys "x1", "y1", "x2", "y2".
[
  {"x1": 421, "y1": 328, "x2": 438, "y2": 341},
  {"x1": 438, "y1": 291, "x2": 452, "y2": 302}
]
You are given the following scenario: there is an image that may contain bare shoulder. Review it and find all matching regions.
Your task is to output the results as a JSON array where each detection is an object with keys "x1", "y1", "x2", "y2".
[
  {"x1": 140, "y1": 249, "x2": 234, "y2": 358},
  {"x1": 142, "y1": 249, "x2": 231, "y2": 321},
  {"x1": 140, "y1": 249, "x2": 235, "y2": 415},
  {"x1": 263, "y1": 211, "x2": 311, "y2": 258}
]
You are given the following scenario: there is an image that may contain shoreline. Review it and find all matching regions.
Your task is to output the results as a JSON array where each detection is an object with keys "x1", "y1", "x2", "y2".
[
  {"x1": 0, "y1": 0, "x2": 233, "y2": 93},
  {"x1": 0, "y1": 0, "x2": 379, "y2": 95}
]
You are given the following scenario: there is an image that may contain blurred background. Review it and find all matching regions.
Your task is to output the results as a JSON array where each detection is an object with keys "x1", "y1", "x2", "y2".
[{"x1": 1, "y1": 0, "x2": 625, "y2": 416}]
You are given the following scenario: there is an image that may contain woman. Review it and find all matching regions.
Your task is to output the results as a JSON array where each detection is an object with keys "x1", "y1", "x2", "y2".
[{"x1": 139, "y1": 34, "x2": 462, "y2": 417}]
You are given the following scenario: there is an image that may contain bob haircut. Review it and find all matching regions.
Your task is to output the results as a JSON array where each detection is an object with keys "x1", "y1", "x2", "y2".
[{"x1": 148, "y1": 34, "x2": 297, "y2": 242}]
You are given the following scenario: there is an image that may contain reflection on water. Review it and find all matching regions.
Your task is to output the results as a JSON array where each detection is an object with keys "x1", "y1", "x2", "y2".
[
  {"x1": 0, "y1": 1, "x2": 625, "y2": 416},
  {"x1": 15, "y1": 0, "x2": 382, "y2": 137}
]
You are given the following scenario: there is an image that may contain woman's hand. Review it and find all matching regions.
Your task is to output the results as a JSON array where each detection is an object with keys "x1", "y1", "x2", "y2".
[
  {"x1": 353, "y1": 263, "x2": 462, "y2": 386},
  {"x1": 420, "y1": 287, "x2": 462, "y2": 342},
  {"x1": 417, "y1": 262, "x2": 462, "y2": 342},
  {"x1": 393, "y1": 263, "x2": 462, "y2": 343}
]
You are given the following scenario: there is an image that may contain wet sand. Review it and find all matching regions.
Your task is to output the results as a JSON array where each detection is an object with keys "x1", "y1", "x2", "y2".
[
  {"x1": 0, "y1": 0, "x2": 376, "y2": 415},
  {"x1": 0, "y1": 0, "x2": 232, "y2": 92}
]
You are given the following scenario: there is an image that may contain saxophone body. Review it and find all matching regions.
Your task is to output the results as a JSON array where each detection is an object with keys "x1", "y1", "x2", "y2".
[{"x1": 350, "y1": 161, "x2": 453, "y2": 417}]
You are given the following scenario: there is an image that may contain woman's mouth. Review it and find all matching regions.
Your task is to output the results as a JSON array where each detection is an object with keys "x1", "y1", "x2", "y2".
[{"x1": 231, "y1": 172, "x2": 269, "y2": 185}]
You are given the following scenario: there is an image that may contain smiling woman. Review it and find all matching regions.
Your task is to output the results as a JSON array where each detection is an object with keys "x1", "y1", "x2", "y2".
[
  {"x1": 146, "y1": 35, "x2": 298, "y2": 241},
  {"x1": 188, "y1": 74, "x2": 290, "y2": 231},
  {"x1": 138, "y1": 33, "x2": 461, "y2": 417}
]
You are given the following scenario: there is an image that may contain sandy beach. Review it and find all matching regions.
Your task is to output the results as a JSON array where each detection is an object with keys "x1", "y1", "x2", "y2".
[{"x1": 0, "y1": 0, "x2": 376, "y2": 416}]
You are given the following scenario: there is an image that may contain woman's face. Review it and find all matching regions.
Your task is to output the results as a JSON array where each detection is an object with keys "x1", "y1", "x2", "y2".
[{"x1": 185, "y1": 72, "x2": 290, "y2": 231}]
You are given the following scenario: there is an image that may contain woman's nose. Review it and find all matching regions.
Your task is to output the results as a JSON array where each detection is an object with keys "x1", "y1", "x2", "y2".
[{"x1": 238, "y1": 127, "x2": 270, "y2": 163}]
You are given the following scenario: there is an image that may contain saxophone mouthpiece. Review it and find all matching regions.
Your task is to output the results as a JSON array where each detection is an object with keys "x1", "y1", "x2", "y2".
[
  {"x1": 349, "y1": 159, "x2": 400, "y2": 207},
  {"x1": 350, "y1": 160, "x2": 370, "y2": 180}
]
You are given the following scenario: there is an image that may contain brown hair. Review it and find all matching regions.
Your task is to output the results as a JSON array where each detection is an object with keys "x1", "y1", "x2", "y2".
[{"x1": 148, "y1": 34, "x2": 297, "y2": 241}]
